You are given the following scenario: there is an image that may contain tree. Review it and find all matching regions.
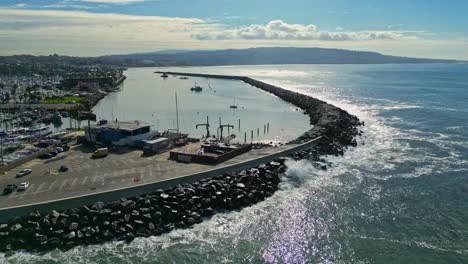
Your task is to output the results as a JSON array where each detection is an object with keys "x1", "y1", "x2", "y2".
[{"x1": 79, "y1": 99, "x2": 93, "y2": 112}]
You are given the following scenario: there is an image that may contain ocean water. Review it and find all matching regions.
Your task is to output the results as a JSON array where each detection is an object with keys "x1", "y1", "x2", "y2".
[{"x1": 2, "y1": 63, "x2": 468, "y2": 263}]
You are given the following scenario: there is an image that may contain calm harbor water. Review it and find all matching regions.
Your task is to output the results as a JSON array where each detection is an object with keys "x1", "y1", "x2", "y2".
[
  {"x1": 3, "y1": 63, "x2": 468, "y2": 263},
  {"x1": 91, "y1": 68, "x2": 310, "y2": 143}
]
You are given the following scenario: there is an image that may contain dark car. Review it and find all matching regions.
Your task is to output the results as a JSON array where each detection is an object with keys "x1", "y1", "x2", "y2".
[
  {"x1": 3, "y1": 184, "x2": 18, "y2": 195},
  {"x1": 35, "y1": 142, "x2": 49, "y2": 148},
  {"x1": 49, "y1": 150, "x2": 58, "y2": 157},
  {"x1": 60, "y1": 145, "x2": 70, "y2": 151},
  {"x1": 58, "y1": 165, "x2": 69, "y2": 172},
  {"x1": 39, "y1": 153, "x2": 53, "y2": 159}
]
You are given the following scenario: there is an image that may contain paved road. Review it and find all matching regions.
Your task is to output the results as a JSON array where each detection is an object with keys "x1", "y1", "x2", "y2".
[{"x1": 0, "y1": 143, "x2": 292, "y2": 208}]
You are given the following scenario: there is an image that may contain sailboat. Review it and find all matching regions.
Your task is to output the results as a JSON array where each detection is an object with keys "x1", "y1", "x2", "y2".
[
  {"x1": 190, "y1": 82, "x2": 203, "y2": 92},
  {"x1": 230, "y1": 98, "x2": 238, "y2": 109}
]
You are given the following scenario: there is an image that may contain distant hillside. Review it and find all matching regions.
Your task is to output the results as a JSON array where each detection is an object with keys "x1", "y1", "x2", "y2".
[
  {"x1": 97, "y1": 47, "x2": 459, "y2": 67},
  {"x1": 0, "y1": 47, "x2": 461, "y2": 71}
]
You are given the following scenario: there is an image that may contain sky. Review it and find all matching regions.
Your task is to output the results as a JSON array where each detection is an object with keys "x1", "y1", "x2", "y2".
[{"x1": 0, "y1": 0, "x2": 467, "y2": 59}]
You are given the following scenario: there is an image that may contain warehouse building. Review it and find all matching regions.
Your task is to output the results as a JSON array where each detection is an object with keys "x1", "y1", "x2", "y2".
[{"x1": 84, "y1": 120, "x2": 152, "y2": 147}]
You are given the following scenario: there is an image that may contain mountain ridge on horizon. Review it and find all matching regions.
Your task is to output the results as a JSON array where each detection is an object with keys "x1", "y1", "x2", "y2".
[
  {"x1": 0, "y1": 47, "x2": 462, "y2": 67},
  {"x1": 97, "y1": 47, "x2": 463, "y2": 66}
]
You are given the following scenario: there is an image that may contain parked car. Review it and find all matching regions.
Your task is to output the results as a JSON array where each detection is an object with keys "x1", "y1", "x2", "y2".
[
  {"x1": 54, "y1": 147, "x2": 64, "y2": 153},
  {"x1": 39, "y1": 153, "x2": 53, "y2": 159},
  {"x1": 92, "y1": 148, "x2": 109, "y2": 158},
  {"x1": 26, "y1": 147, "x2": 39, "y2": 153},
  {"x1": 3, "y1": 184, "x2": 17, "y2": 195},
  {"x1": 16, "y1": 169, "x2": 32, "y2": 178},
  {"x1": 17, "y1": 182, "x2": 30, "y2": 191},
  {"x1": 58, "y1": 165, "x2": 69, "y2": 172},
  {"x1": 49, "y1": 150, "x2": 58, "y2": 157},
  {"x1": 60, "y1": 145, "x2": 70, "y2": 151}
]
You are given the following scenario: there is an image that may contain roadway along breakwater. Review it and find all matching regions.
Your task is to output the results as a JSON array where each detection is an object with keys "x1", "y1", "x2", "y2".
[{"x1": 0, "y1": 73, "x2": 362, "y2": 254}]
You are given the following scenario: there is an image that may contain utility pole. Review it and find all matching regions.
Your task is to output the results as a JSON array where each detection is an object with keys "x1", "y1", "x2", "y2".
[
  {"x1": 196, "y1": 116, "x2": 210, "y2": 138},
  {"x1": 175, "y1": 92, "x2": 179, "y2": 132}
]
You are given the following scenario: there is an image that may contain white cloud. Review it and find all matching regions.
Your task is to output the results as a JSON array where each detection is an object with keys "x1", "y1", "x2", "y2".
[
  {"x1": 12, "y1": 3, "x2": 28, "y2": 8},
  {"x1": 0, "y1": 9, "x2": 462, "y2": 59},
  {"x1": 78, "y1": 0, "x2": 148, "y2": 3},
  {"x1": 0, "y1": 8, "x2": 214, "y2": 55},
  {"x1": 387, "y1": 24, "x2": 403, "y2": 29},
  {"x1": 194, "y1": 20, "x2": 426, "y2": 41},
  {"x1": 43, "y1": 4, "x2": 95, "y2": 9}
]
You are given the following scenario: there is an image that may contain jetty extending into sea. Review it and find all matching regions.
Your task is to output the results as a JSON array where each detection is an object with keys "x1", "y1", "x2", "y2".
[{"x1": 0, "y1": 73, "x2": 362, "y2": 254}]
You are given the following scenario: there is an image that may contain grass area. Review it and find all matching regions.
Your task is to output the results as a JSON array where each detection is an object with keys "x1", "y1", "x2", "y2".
[{"x1": 41, "y1": 96, "x2": 83, "y2": 104}]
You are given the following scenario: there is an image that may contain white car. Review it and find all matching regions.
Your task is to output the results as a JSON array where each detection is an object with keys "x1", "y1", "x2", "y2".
[
  {"x1": 16, "y1": 169, "x2": 32, "y2": 178},
  {"x1": 17, "y1": 182, "x2": 30, "y2": 191},
  {"x1": 54, "y1": 147, "x2": 64, "y2": 153}
]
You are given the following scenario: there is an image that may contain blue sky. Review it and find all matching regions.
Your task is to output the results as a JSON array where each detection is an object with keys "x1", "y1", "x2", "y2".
[{"x1": 0, "y1": 0, "x2": 467, "y2": 59}]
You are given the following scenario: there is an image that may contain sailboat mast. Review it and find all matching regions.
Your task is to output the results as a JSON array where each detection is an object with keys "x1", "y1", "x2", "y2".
[{"x1": 175, "y1": 92, "x2": 179, "y2": 132}]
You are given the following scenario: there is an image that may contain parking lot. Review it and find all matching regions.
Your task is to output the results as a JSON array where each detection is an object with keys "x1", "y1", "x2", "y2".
[{"x1": 0, "y1": 142, "x2": 290, "y2": 208}]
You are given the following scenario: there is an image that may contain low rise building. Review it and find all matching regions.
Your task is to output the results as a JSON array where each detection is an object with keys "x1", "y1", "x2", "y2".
[{"x1": 84, "y1": 120, "x2": 152, "y2": 147}]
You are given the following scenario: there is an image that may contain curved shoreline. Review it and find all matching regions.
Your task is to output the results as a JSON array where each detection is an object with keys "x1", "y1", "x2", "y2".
[{"x1": 0, "y1": 73, "x2": 362, "y2": 254}]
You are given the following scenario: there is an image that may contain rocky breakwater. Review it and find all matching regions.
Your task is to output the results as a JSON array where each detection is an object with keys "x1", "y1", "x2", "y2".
[
  {"x1": 0, "y1": 74, "x2": 363, "y2": 255},
  {"x1": 0, "y1": 159, "x2": 288, "y2": 254},
  {"x1": 242, "y1": 77, "x2": 363, "y2": 156}
]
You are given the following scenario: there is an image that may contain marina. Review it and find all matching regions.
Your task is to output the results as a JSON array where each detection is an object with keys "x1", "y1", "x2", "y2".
[
  {"x1": 0, "y1": 69, "x2": 318, "y2": 214},
  {"x1": 0, "y1": 67, "x2": 361, "y2": 253}
]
